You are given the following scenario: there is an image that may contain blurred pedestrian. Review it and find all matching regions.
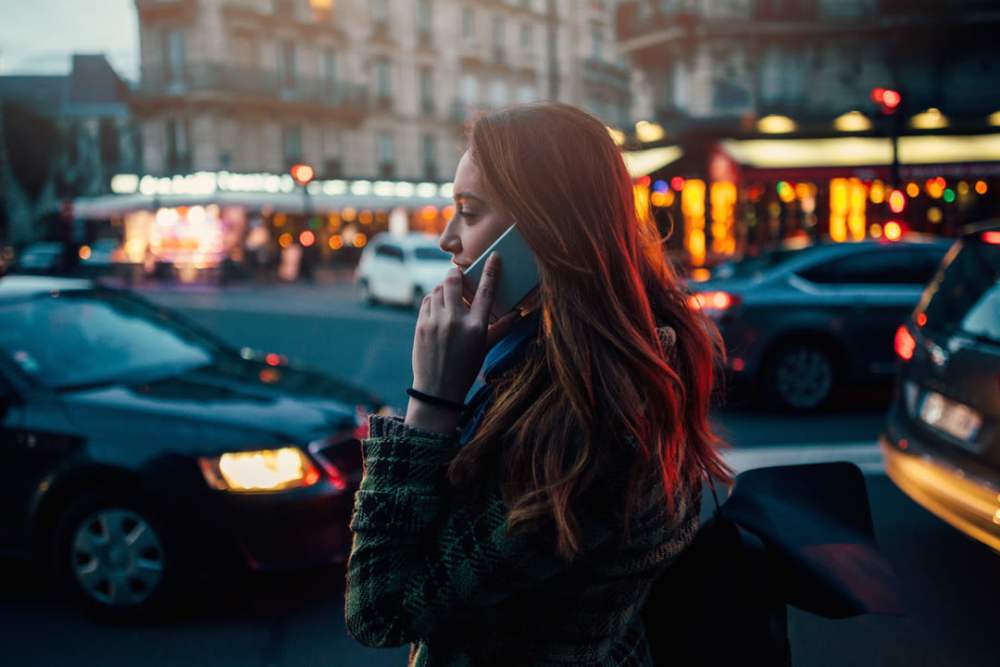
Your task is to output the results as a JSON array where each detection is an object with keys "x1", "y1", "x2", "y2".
[{"x1": 344, "y1": 103, "x2": 730, "y2": 665}]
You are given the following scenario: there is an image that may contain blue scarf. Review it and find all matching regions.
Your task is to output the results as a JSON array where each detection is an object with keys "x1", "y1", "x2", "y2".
[{"x1": 459, "y1": 311, "x2": 541, "y2": 445}]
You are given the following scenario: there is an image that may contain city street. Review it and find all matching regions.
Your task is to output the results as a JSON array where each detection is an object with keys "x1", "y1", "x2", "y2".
[{"x1": 1, "y1": 281, "x2": 997, "y2": 666}]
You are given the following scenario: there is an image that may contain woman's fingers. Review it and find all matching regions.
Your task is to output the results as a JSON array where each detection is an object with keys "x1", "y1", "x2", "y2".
[
  {"x1": 469, "y1": 253, "x2": 501, "y2": 325},
  {"x1": 442, "y1": 268, "x2": 463, "y2": 312}
]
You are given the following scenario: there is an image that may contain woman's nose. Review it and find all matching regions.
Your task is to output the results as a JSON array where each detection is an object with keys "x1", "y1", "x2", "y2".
[{"x1": 439, "y1": 228, "x2": 461, "y2": 255}]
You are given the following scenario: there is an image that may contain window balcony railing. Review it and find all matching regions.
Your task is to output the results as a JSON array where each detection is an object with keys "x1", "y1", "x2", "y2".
[{"x1": 137, "y1": 62, "x2": 370, "y2": 113}]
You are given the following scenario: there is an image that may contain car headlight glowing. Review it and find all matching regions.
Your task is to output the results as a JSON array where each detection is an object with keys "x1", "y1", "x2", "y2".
[{"x1": 199, "y1": 447, "x2": 320, "y2": 492}]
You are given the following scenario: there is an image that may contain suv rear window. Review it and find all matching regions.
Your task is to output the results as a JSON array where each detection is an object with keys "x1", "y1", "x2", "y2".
[{"x1": 918, "y1": 236, "x2": 1000, "y2": 344}]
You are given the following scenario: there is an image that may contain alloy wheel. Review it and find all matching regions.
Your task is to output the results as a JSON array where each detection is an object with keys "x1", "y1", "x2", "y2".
[
  {"x1": 773, "y1": 346, "x2": 834, "y2": 410},
  {"x1": 70, "y1": 508, "x2": 166, "y2": 607}
]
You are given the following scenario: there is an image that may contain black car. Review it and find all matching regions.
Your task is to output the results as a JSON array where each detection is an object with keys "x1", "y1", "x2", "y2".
[
  {"x1": 691, "y1": 236, "x2": 951, "y2": 410},
  {"x1": 882, "y1": 224, "x2": 1000, "y2": 553},
  {"x1": 0, "y1": 275, "x2": 382, "y2": 619}
]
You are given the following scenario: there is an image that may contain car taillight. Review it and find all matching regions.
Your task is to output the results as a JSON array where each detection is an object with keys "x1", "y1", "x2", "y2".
[
  {"x1": 981, "y1": 231, "x2": 1000, "y2": 245},
  {"x1": 894, "y1": 324, "x2": 916, "y2": 361},
  {"x1": 354, "y1": 405, "x2": 370, "y2": 439},
  {"x1": 688, "y1": 291, "x2": 741, "y2": 314}
]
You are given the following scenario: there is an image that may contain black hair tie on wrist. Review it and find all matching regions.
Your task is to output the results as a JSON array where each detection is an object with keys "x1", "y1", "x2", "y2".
[{"x1": 406, "y1": 387, "x2": 466, "y2": 412}]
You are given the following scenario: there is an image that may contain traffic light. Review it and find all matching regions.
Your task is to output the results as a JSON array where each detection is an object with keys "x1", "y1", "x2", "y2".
[
  {"x1": 290, "y1": 163, "x2": 315, "y2": 186},
  {"x1": 871, "y1": 87, "x2": 902, "y2": 115}
]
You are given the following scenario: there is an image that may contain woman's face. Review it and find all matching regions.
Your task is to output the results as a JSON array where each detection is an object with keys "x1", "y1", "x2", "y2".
[{"x1": 439, "y1": 151, "x2": 512, "y2": 272}]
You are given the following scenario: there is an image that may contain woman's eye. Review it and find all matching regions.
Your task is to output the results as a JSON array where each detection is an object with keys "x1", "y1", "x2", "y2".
[{"x1": 459, "y1": 210, "x2": 478, "y2": 219}]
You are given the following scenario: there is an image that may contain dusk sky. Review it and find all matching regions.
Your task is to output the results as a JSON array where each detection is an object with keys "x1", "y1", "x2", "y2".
[{"x1": 0, "y1": 0, "x2": 138, "y2": 79}]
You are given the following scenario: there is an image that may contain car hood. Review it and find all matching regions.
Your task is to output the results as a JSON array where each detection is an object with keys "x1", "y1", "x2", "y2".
[
  {"x1": 58, "y1": 358, "x2": 374, "y2": 456},
  {"x1": 690, "y1": 278, "x2": 759, "y2": 293}
]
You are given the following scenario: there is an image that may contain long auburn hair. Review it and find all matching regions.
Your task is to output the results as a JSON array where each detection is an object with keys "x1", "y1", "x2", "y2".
[{"x1": 447, "y1": 103, "x2": 730, "y2": 560}]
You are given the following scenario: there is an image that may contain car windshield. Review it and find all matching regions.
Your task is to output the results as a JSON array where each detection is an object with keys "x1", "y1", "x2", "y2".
[
  {"x1": 0, "y1": 290, "x2": 221, "y2": 390},
  {"x1": 919, "y1": 236, "x2": 1000, "y2": 345},
  {"x1": 413, "y1": 246, "x2": 450, "y2": 262}
]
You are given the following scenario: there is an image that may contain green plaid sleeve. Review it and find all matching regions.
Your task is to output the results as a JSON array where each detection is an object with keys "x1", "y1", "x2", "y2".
[{"x1": 344, "y1": 415, "x2": 597, "y2": 648}]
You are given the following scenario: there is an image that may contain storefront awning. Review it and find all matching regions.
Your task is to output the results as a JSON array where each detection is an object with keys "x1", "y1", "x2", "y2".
[
  {"x1": 719, "y1": 134, "x2": 1000, "y2": 171},
  {"x1": 72, "y1": 190, "x2": 455, "y2": 220},
  {"x1": 621, "y1": 146, "x2": 683, "y2": 179}
]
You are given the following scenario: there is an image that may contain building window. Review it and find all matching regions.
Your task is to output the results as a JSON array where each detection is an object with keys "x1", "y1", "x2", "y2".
[
  {"x1": 375, "y1": 58, "x2": 392, "y2": 98},
  {"x1": 489, "y1": 79, "x2": 508, "y2": 108},
  {"x1": 163, "y1": 30, "x2": 186, "y2": 84},
  {"x1": 492, "y1": 16, "x2": 505, "y2": 63},
  {"x1": 417, "y1": 0, "x2": 433, "y2": 39},
  {"x1": 372, "y1": 0, "x2": 389, "y2": 29},
  {"x1": 165, "y1": 117, "x2": 189, "y2": 172},
  {"x1": 324, "y1": 157, "x2": 342, "y2": 177},
  {"x1": 323, "y1": 48, "x2": 337, "y2": 97},
  {"x1": 520, "y1": 22, "x2": 533, "y2": 52},
  {"x1": 461, "y1": 7, "x2": 475, "y2": 44},
  {"x1": 461, "y1": 74, "x2": 478, "y2": 105},
  {"x1": 283, "y1": 125, "x2": 303, "y2": 165},
  {"x1": 590, "y1": 23, "x2": 604, "y2": 60},
  {"x1": 377, "y1": 132, "x2": 395, "y2": 177},
  {"x1": 279, "y1": 41, "x2": 297, "y2": 89},
  {"x1": 419, "y1": 66, "x2": 434, "y2": 115},
  {"x1": 421, "y1": 133, "x2": 437, "y2": 179}
]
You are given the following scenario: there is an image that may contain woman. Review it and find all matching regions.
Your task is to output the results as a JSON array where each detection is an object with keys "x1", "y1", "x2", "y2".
[{"x1": 345, "y1": 103, "x2": 730, "y2": 665}]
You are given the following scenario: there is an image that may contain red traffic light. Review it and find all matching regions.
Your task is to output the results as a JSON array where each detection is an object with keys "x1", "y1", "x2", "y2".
[
  {"x1": 290, "y1": 163, "x2": 315, "y2": 185},
  {"x1": 871, "y1": 87, "x2": 901, "y2": 115}
]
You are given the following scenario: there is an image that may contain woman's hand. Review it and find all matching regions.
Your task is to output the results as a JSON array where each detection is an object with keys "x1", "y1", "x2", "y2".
[{"x1": 405, "y1": 253, "x2": 520, "y2": 434}]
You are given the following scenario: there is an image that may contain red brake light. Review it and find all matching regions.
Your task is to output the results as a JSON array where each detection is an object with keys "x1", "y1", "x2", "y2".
[
  {"x1": 894, "y1": 324, "x2": 916, "y2": 361},
  {"x1": 981, "y1": 231, "x2": 1000, "y2": 245},
  {"x1": 689, "y1": 291, "x2": 741, "y2": 313},
  {"x1": 353, "y1": 405, "x2": 371, "y2": 440}
]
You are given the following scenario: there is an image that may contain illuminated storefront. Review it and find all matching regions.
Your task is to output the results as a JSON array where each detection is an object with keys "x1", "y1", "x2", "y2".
[
  {"x1": 73, "y1": 172, "x2": 455, "y2": 281},
  {"x1": 635, "y1": 133, "x2": 1000, "y2": 269}
]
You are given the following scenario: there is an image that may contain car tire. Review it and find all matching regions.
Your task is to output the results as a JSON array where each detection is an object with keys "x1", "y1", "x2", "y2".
[
  {"x1": 51, "y1": 492, "x2": 184, "y2": 622},
  {"x1": 359, "y1": 279, "x2": 377, "y2": 306},
  {"x1": 763, "y1": 342, "x2": 837, "y2": 411},
  {"x1": 411, "y1": 286, "x2": 425, "y2": 311}
]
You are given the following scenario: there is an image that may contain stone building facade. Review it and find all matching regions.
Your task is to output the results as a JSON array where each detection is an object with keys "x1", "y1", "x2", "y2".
[{"x1": 133, "y1": 0, "x2": 635, "y2": 182}]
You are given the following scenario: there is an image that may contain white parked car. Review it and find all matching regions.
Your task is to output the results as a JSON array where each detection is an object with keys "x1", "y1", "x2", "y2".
[{"x1": 355, "y1": 233, "x2": 452, "y2": 308}]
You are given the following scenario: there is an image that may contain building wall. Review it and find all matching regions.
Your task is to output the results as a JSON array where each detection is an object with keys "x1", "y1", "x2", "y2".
[
  {"x1": 618, "y1": 0, "x2": 1000, "y2": 125},
  {"x1": 133, "y1": 0, "x2": 635, "y2": 180}
]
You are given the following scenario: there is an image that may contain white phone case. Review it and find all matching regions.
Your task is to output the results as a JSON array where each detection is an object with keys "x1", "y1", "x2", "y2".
[{"x1": 462, "y1": 224, "x2": 540, "y2": 319}]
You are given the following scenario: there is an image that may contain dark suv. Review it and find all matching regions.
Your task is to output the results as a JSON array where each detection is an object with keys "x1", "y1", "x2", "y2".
[
  {"x1": 691, "y1": 237, "x2": 951, "y2": 410},
  {"x1": 882, "y1": 224, "x2": 1000, "y2": 553}
]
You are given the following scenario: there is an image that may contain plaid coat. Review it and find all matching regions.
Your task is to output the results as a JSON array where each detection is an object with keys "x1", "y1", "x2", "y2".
[{"x1": 345, "y1": 414, "x2": 701, "y2": 666}]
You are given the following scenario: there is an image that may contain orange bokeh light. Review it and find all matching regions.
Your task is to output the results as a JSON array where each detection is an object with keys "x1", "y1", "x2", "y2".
[
  {"x1": 888, "y1": 190, "x2": 906, "y2": 213},
  {"x1": 884, "y1": 221, "x2": 903, "y2": 240}
]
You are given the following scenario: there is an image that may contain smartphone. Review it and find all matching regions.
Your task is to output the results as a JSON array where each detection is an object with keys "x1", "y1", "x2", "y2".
[{"x1": 462, "y1": 224, "x2": 540, "y2": 321}]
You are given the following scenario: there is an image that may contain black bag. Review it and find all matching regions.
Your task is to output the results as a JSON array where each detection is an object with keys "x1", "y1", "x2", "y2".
[{"x1": 642, "y1": 462, "x2": 906, "y2": 666}]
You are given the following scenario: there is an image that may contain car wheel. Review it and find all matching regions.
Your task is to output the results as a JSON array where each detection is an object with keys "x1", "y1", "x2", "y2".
[
  {"x1": 765, "y1": 342, "x2": 836, "y2": 411},
  {"x1": 52, "y1": 492, "x2": 183, "y2": 621},
  {"x1": 411, "y1": 286, "x2": 425, "y2": 311},
  {"x1": 359, "y1": 279, "x2": 377, "y2": 306}
]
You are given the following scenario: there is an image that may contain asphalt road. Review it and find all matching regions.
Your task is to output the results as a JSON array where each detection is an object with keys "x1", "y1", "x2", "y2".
[{"x1": 2, "y1": 281, "x2": 996, "y2": 666}]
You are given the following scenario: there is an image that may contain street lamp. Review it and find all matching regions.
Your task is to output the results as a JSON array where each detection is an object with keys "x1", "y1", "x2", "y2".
[{"x1": 289, "y1": 162, "x2": 315, "y2": 217}]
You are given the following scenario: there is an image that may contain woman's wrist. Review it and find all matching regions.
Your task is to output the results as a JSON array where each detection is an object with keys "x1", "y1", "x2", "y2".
[{"x1": 404, "y1": 398, "x2": 462, "y2": 435}]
